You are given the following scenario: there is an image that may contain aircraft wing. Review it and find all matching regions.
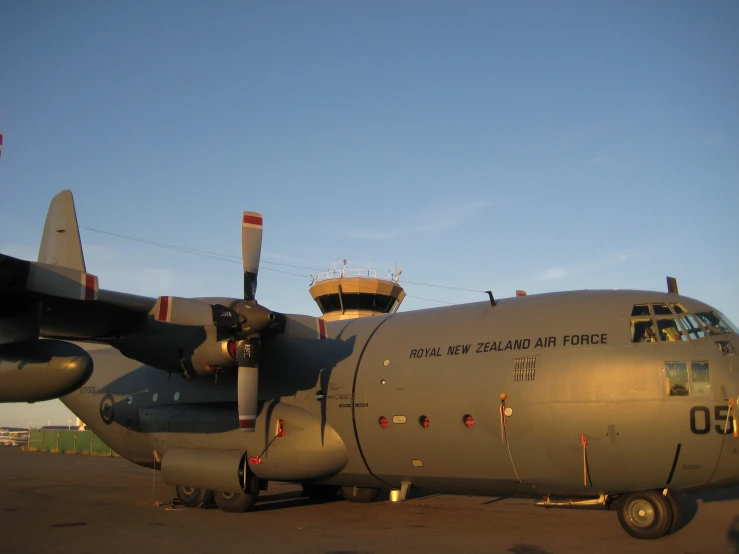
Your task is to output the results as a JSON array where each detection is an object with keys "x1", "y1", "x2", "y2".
[
  {"x1": 0, "y1": 252, "x2": 155, "y2": 344},
  {"x1": 0, "y1": 190, "x2": 157, "y2": 345}
]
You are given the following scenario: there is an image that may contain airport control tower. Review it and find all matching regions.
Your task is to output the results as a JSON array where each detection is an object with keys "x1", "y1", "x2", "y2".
[{"x1": 309, "y1": 261, "x2": 406, "y2": 322}]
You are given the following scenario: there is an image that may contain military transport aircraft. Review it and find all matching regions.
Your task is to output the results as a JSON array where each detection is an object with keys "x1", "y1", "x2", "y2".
[{"x1": 1, "y1": 190, "x2": 738, "y2": 540}]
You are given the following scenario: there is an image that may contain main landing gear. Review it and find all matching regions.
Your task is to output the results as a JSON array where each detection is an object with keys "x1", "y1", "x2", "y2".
[
  {"x1": 616, "y1": 489, "x2": 683, "y2": 539},
  {"x1": 174, "y1": 466, "x2": 262, "y2": 513},
  {"x1": 174, "y1": 486, "x2": 213, "y2": 508}
]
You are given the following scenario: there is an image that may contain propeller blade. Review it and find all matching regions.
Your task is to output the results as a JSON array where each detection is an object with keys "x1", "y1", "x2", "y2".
[
  {"x1": 153, "y1": 296, "x2": 239, "y2": 329},
  {"x1": 241, "y1": 212, "x2": 263, "y2": 301},
  {"x1": 236, "y1": 340, "x2": 259, "y2": 432}
]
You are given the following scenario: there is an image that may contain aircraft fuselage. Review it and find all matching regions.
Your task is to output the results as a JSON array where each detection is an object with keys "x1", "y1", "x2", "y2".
[{"x1": 62, "y1": 289, "x2": 739, "y2": 498}]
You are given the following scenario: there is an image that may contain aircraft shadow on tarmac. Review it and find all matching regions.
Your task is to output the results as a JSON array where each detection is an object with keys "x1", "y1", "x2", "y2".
[
  {"x1": 693, "y1": 487, "x2": 739, "y2": 553},
  {"x1": 727, "y1": 516, "x2": 739, "y2": 554},
  {"x1": 194, "y1": 488, "x2": 442, "y2": 513}
]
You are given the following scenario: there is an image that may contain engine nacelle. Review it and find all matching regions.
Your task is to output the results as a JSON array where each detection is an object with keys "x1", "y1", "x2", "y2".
[
  {"x1": 162, "y1": 448, "x2": 249, "y2": 493},
  {"x1": 160, "y1": 403, "x2": 348, "y2": 492},
  {"x1": 111, "y1": 324, "x2": 236, "y2": 378},
  {"x1": 0, "y1": 339, "x2": 93, "y2": 402}
]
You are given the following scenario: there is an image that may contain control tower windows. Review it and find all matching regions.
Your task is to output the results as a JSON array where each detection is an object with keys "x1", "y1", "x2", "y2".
[{"x1": 314, "y1": 293, "x2": 398, "y2": 314}]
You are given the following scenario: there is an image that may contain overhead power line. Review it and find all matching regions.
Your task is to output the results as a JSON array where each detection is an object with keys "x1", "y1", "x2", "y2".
[{"x1": 78, "y1": 225, "x2": 481, "y2": 303}]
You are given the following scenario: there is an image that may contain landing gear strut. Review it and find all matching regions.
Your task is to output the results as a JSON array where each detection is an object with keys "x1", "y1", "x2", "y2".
[
  {"x1": 341, "y1": 486, "x2": 381, "y2": 503},
  {"x1": 617, "y1": 490, "x2": 673, "y2": 539}
]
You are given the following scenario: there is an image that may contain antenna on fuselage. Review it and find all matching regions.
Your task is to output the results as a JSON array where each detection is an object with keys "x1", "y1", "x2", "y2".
[
  {"x1": 485, "y1": 291, "x2": 496, "y2": 307},
  {"x1": 666, "y1": 276, "x2": 679, "y2": 294}
]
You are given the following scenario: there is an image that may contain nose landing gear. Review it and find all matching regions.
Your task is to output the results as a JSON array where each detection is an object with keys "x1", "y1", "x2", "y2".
[{"x1": 617, "y1": 489, "x2": 681, "y2": 539}]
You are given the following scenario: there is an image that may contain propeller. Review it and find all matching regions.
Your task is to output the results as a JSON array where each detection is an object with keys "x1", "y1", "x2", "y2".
[
  {"x1": 235, "y1": 211, "x2": 266, "y2": 432},
  {"x1": 151, "y1": 210, "x2": 285, "y2": 432}
]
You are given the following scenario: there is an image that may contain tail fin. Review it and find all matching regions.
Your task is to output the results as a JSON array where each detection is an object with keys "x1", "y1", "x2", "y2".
[{"x1": 38, "y1": 190, "x2": 86, "y2": 272}]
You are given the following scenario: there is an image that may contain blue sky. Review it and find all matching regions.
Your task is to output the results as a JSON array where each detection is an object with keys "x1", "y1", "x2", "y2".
[{"x1": 1, "y1": 1, "x2": 737, "y2": 427}]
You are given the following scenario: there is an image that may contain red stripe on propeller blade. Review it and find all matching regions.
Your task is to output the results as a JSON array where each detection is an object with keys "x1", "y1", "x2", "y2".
[
  {"x1": 242, "y1": 215, "x2": 263, "y2": 227},
  {"x1": 239, "y1": 418, "x2": 256, "y2": 429}
]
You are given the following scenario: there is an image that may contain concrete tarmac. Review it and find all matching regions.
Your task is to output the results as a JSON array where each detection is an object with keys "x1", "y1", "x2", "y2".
[{"x1": 0, "y1": 448, "x2": 737, "y2": 554}]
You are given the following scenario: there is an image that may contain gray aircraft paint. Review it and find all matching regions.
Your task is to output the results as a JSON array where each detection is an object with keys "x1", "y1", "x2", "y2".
[{"x1": 59, "y1": 290, "x2": 738, "y2": 498}]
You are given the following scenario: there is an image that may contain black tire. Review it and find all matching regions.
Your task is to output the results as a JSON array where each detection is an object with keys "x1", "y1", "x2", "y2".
[
  {"x1": 175, "y1": 486, "x2": 213, "y2": 508},
  {"x1": 617, "y1": 490, "x2": 673, "y2": 540},
  {"x1": 213, "y1": 490, "x2": 258, "y2": 513},
  {"x1": 341, "y1": 486, "x2": 381, "y2": 503},
  {"x1": 664, "y1": 489, "x2": 683, "y2": 535},
  {"x1": 213, "y1": 468, "x2": 261, "y2": 513},
  {"x1": 302, "y1": 483, "x2": 339, "y2": 501}
]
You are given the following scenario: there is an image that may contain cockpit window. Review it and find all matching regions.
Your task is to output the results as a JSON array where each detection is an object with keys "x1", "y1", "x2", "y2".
[
  {"x1": 670, "y1": 303, "x2": 686, "y2": 314},
  {"x1": 679, "y1": 315, "x2": 705, "y2": 340},
  {"x1": 696, "y1": 312, "x2": 733, "y2": 335},
  {"x1": 665, "y1": 362, "x2": 689, "y2": 396},
  {"x1": 632, "y1": 318, "x2": 657, "y2": 343},
  {"x1": 716, "y1": 311, "x2": 739, "y2": 334},
  {"x1": 631, "y1": 304, "x2": 650, "y2": 317},
  {"x1": 652, "y1": 303, "x2": 672, "y2": 315},
  {"x1": 691, "y1": 362, "x2": 711, "y2": 396},
  {"x1": 657, "y1": 318, "x2": 686, "y2": 342}
]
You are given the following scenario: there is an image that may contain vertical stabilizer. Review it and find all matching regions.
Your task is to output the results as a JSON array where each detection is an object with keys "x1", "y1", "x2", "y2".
[{"x1": 38, "y1": 190, "x2": 86, "y2": 271}]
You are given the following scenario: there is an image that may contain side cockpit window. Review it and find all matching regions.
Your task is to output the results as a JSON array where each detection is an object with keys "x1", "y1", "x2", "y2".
[
  {"x1": 691, "y1": 362, "x2": 711, "y2": 396},
  {"x1": 665, "y1": 362, "x2": 689, "y2": 396},
  {"x1": 665, "y1": 361, "x2": 709, "y2": 397},
  {"x1": 696, "y1": 312, "x2": 734, "y2": 335}
]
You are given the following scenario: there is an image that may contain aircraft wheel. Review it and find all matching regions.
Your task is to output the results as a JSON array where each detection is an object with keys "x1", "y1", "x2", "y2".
[
  {"x1": 213, "y1": 490, "x2": 259, "y2": 513},
  {"x1": 664, "y1": 489, "x2": 683, "y2": 535},
  {"x1": 302, "y1": 484, "x2": 339, "y2": 501},
  {"x1": 175, "y1": 486, "x2": 213, "y2": 508},
  {"x1": 213, "y1": 471, "x2": 261, "y2": 513},
  {"x1": 617, "y1": 490, "x2": 673, "y2": 539},
  {"x1": 341, "y1": 486, "x2": 381, "y2": 503}
]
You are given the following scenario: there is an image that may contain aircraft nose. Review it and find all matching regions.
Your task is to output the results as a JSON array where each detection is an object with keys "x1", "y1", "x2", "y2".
[{"x1": 709, "y1": 385, "x2": 739, "y2": 488}]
